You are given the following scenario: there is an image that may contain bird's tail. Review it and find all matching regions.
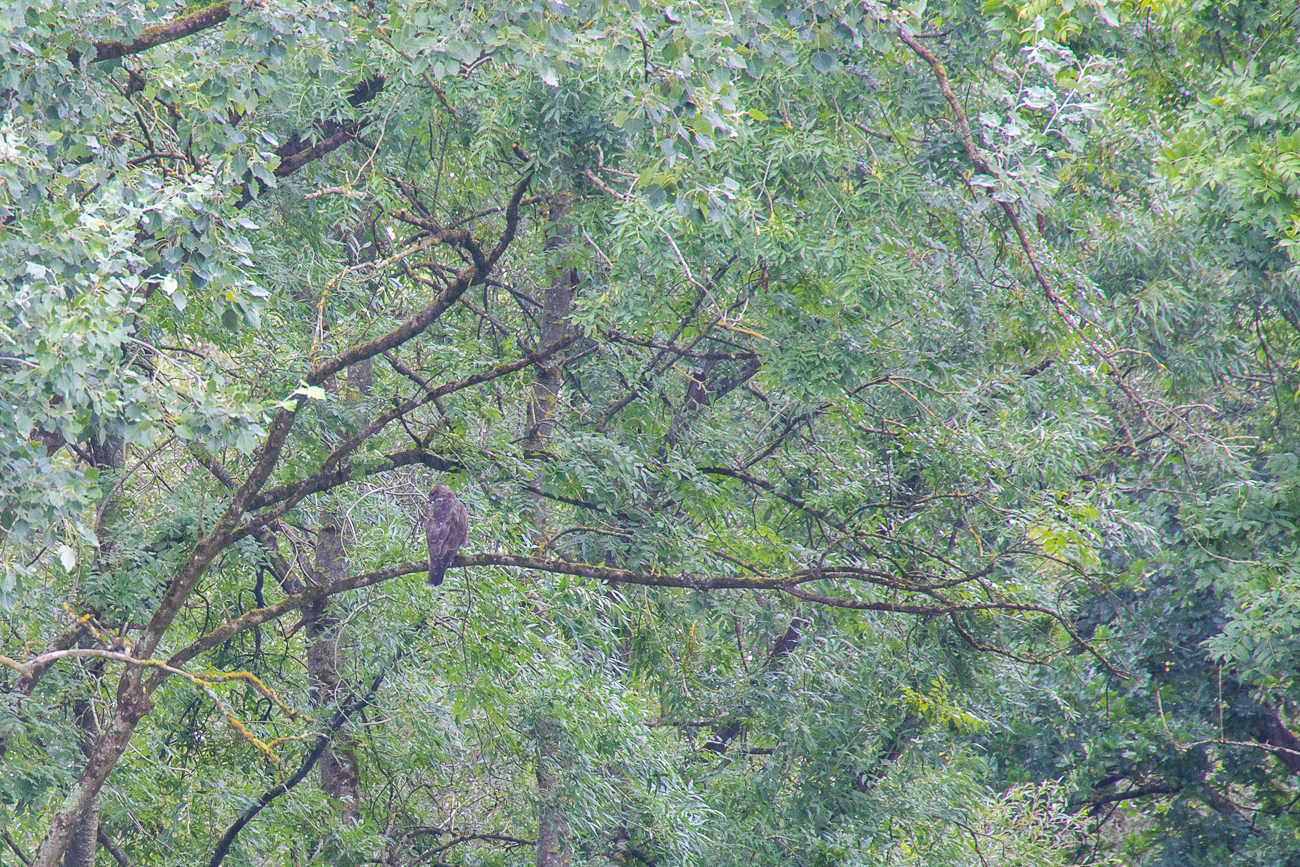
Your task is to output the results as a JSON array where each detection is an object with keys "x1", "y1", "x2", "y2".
[{"x1": 427, "y1": 562, "x2": 446, "y2": 587}]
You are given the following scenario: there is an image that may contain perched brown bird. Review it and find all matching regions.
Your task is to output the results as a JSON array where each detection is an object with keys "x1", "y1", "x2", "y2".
[{"x1": 425, "y1": 485, "x2": 468, "y2": 586}]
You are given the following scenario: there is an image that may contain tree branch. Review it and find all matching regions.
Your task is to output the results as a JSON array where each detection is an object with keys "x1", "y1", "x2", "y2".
[
  {"x1": 274, "y1": 77, "x2": 387, "y2": 177},
  {"x1": 239, "y1": 333, "x2": 579, "y2": 528},
  {"x1": 205, "y1": 658, "x2": 398, "y2": 867},
  {"x1": 704, "y1": 619, "x2": 806, "y2": 755},
  {"x1": 274, "y1": 122, "x2": 365, "y2": 177},
  {"x1": 0, "y1": 620, "x2": 89, "y2": 758},
  {"x1": 1260, "y1": 707, "x2": 1300, "y2": 774},
  {"x1": 246, "y1": 448, "x2": 456, "y2": 512},
  {"x1": 71, "y1": 2, "x2": 231, "y2": 64},
  {"x1": 302, "y1": 171, "x2": 534, "y2": 388},
  {"x1": 108, "y1": 547, "x2": 1124, "y2": 707},
  {"x1": 96, "y1": 829, "x2": 132, "y2": 867},
  {"x1": 1087, "y1": 783, "x2": 1180, "y2": 813}
]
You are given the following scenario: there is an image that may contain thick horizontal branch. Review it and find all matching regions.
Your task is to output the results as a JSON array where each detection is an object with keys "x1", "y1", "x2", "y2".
[
  {"x1": 1087, "y1": 783, "x2": 1180, "y2": 813},
  {"x1": 72, "y1": 2, "x2": 230, "y2": 64},
  {"x1": 145, "y1": 552, "x2": 1116, "y2": 694},
  {"x1": 155, "y1": 556, "x2": 820, "y2": 684}
]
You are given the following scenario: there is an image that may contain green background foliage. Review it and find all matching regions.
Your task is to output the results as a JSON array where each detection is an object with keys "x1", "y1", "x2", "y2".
[{"x1": 5, "y1": 0, "x2": 1300, "y2": 864}]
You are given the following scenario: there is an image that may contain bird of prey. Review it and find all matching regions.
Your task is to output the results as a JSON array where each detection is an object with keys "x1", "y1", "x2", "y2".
[{"x1": 425, "y1": 485, "x2": 468, "y2": 587}]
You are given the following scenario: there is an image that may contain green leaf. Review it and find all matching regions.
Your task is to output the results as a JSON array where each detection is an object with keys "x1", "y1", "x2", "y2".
[
  {"x1": 603, "y1": 44, "x2": 631, "y2": 71},
  {"x1": 810, "y1": 51, "x2": 836, "y2": 73}
]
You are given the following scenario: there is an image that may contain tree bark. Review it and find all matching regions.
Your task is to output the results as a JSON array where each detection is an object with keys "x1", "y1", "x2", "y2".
[
  {"x1": 303, "y1": 509, "x2": 362, "y2": 824},
  {"x1": 62, "y1": 680, "x2": 102, "y2": 867},
  {"x1": 300, "y1": 363, "x2": 371, "y2": 824},
  {"x1": 61, "y1": 434, "x2": 125, "y2": 867},
  {"x1": 523, "y1": 195, "x2": 578, "y2": 537},
  {"x1": 523, "y1": 194, "x2": 577, "y2": 867},
  {"x1": 535, "y1": 716, "x2": 571, "y2": 867},
  {"x1": 61, "y1": 790, "x2": 98, "y2": 867},
  {"x1": 32, "y1": 698, "x2": 151, "y2": 867},
  {"x1": 523, "y1": 196, "x2": 577, "y2": 456},
  {"x1": 1259, "y1": 706, "x2": 1300, "y2": 775},
  {"x1": 69, "y1": 1, "x2": 231, "y2": 64}
]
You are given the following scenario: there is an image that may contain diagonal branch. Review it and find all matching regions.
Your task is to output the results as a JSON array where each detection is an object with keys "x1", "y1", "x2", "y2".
[
  {"x1": 274, "y1": 77, "x2": 387, "y2": 177},
  {"x1": 70, "y1": 2, "x2": 231, "y2": 64},
  {"x1": 1087, "y1": 782, "x2": 1179, "y2": 813},
  {"x1": 274, "y1": 122, "x2": 365, "y2": 177},
  {"x1": 205, "y1": 655, "x2": 401, "y2": 867},
  {"x1": 238, "y1": 332, "x2": 580, "y2": 531},
  {"x1": 246, "y1": 448, "x2": 456, "y2": 512},
  {"x1": 895, "y1": 27, "x2": 1186, "y2": 445},
  {"x1": 303, "y1": 171, "x2": 534, "y2": 387},
  {"x1": 26, "y1": 166, "x2": 536, "y2": 867},
  {"x1": 96, "y1": 829, "x2": 132, "y2": 867}
]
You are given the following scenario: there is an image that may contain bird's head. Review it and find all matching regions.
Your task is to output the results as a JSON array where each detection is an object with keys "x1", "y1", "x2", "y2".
[{"x1": 429, "y1": 484, "x2": 453, "y2": 499}]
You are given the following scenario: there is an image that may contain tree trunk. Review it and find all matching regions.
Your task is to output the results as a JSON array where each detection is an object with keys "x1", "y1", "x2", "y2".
[
  {"x1": 62, "y1": 682, "x2": 102, "y2": 867},
  {"x1": 523, "y1": 195, "x2": 577, "y2": 866},
  {"x1": 523, "y1": 195, "x2": 577, "y2": 540},
  {"x1": 32, "y1": 699, "x2": 150, "y2": 867},
  {"x1": 304, "y1": 509, "x2": 362, "y2": 824},
  {"x1": 301, "y1": 363, "x2": 371, "y2": 824},
  {"x1": 61, "y1": 790, "x2": 99, "y2": 867},
  {"x1": 61, "y1": 433, "x2": 125, "y2": 867},
  {"x1": 522, "y1": 252, "x2": 576, "y2": 456},
  {"x1": 535, "y1": 716, "x2": 571, "y2": 867}
]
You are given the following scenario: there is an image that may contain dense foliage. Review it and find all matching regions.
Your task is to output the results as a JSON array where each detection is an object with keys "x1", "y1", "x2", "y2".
[{"x1": 5, "y1": 0, "x2": 1300, "y2": 864}]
